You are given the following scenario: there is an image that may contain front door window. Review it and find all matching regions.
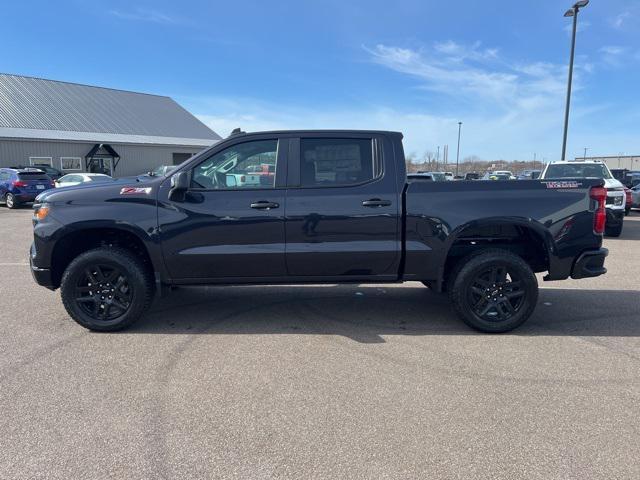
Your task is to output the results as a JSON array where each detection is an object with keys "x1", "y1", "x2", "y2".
[{"x1": 191, "y1": 140, "x2": 278, "y2": 190}]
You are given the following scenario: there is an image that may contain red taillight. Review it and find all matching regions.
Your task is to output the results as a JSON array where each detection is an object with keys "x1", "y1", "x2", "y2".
[
  {"x1": 12, "y1": 180, "x2": 28, "y2": 187},
  {"x1": 590, "y1": 186, "x2": 607, "y2": 235}
]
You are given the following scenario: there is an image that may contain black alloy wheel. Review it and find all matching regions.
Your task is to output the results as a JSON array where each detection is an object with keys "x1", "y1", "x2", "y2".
[
  {"x1": 74, "y1": 264, "x2": 133, "y2": 323},
  {"x1": 468, "y1": 265, "x2": 525, "y2": 322},
  {"x1": 448, "y1": 249, "x2": 538, "y2": 333},
  {"x1": 60, "y1": 247, "x2": 153, "y2": 331}
]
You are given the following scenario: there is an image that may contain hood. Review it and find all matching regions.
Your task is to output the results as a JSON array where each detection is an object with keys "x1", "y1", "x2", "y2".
[
  {"x1": 603, "y1": 178, "x2": 625, "y2": 190},
  {"x1": 35, "y1": 176, "x2": 162, "y2": 204}
]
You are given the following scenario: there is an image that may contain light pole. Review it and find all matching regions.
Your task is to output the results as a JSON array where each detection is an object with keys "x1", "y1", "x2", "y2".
[
  {"x1": 583, "y1": 147, "x2": 589, "y2": 160},
  {"x1": 456, "y1": 122, "x2": 462, "y2": 176},
  {"x1": 561, "y1": 0, "x2": 589, "y2": 161}
]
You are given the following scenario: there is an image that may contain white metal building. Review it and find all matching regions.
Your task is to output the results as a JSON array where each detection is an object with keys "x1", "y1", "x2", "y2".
[
  {"x1": 0, "y1": 74, "x2": 221, "y2": 177},
  {"x1": 578, "y1": 156, "x2": 640, "y2": 171}
]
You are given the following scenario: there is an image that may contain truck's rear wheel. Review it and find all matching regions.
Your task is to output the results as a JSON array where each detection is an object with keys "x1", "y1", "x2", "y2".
[
  {"x1": 60, "y1": 247, "x2": 153, "y2": 331},
  {"x1": 448, "y1": 249, "x2": 538, "y2": 333}
]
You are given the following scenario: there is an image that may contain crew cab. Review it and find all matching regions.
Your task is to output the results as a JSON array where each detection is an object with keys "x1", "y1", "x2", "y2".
[
  {"x1": 30, "y1": 130, "x2": 608, "y2": 333},
  {"x1": 540, "y1": 160, "x2": 626, "y2": 237}
]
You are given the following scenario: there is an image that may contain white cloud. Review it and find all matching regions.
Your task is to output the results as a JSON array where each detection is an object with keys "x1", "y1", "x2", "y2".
[
  {"x1": 109, "y1": 8, "x2": 183, "y2": 25},
  {"x1": 599, "y1": 45, "x2": 629, "y2": 67},
  {"x1": 599, "y1": 46, "x2": 625, "y2": 56},
  {"x1": 366, "y1": 44, "x2": 520, "y2": 107},
  {"x1": 365, "y1": 43, "x2": 578, "y2": 114},
  {"x1": 176, "y1": 41, "x2": 620, "y2": 162},
  {"x1": 185, "y1": 95, "x2": 601, "y2": 162},
  {"x1": 611, "y1": 11, "x2": 630, "y2": 28}
]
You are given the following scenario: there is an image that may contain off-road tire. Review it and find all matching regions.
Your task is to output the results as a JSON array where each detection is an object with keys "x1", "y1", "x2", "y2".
[
  {"x1": 60, "y1": 247, "x2": 154, "y2": 331},
  {"x1": 448, "y1": 249, "x2": 538, "y2": 333},
  {"x1": 605, "y1": 223, "x2": 623, "y2": 238}
]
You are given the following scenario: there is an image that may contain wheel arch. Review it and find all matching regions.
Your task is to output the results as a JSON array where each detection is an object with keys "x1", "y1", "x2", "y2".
[
  {"x1": 50, "y1": 223, "x2": 162, "y2": 288},
  {"x1": 438, "y1": 217, "x2": 555, "y2": 290}
]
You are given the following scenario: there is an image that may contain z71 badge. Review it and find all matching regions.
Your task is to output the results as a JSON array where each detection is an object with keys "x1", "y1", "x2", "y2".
[{"x1": 120, "y1": 187, "x2": 152, "y2": 195}]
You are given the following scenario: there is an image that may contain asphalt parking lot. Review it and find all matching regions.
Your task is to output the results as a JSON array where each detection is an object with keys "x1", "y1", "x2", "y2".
[{"x1": 1, "y1": 208, "x2": 639, "y2": 479}]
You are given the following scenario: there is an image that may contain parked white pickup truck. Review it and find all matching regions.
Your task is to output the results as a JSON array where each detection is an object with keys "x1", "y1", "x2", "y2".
[{"x1": 540, "y1": 160, "x2": 626, "y2": 237}]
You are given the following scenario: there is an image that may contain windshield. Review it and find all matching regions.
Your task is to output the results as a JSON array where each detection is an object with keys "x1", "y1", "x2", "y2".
[
  {"x1": 545, "y1": 163, "x2": 612, "y2": 179},
  {"x1": 90, "y1": 176, "x2": 112, "y2": 182}
]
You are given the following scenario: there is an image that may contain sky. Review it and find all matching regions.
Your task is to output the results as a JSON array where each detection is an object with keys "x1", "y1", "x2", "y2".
[{"x1": 1, "y1": 0, "x2": 639, "y2": 161}]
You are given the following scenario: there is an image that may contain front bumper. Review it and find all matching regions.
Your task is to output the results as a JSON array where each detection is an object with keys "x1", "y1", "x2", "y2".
[
  {"x1": 29, "y1": 243, "x2": 55, "y2": 290},
  {"x1": 571, "y1": 248, "x2": 608, "y2": 279}
]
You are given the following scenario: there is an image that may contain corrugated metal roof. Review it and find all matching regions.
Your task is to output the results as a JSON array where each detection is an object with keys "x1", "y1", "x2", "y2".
[{"x1": 0, "y1": 74, "x2": 221, "y2": 145}]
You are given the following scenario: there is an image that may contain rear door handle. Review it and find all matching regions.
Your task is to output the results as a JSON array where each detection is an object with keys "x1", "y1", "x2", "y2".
[
  {"x1": 250, "y1": 201, "x2": 280, "y2": 210},
  {"x1": 362, "y1": 198, "x2": 391, "y2": 207}
]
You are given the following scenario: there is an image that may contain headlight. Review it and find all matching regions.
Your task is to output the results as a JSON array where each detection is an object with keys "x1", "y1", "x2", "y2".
[{"x1": 33, "y1": 203, "x2": 51, "y2": 222}]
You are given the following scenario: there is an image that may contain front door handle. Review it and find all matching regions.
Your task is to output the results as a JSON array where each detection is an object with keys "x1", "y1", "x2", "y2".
[
  {"x1": 362, "y1": 198, "x2": 391, "y2": 208},
  {"x1": 250, "y1": 201, "x2": 280, "y2": 210}
]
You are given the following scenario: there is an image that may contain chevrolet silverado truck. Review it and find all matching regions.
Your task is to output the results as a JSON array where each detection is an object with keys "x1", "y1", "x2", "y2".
[{"x1": 30, "y1": 130, "x2": 608, "y2": 333}]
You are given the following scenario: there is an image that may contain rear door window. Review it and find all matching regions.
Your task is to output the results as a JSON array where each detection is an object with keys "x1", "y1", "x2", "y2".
[{"x1": 300, "y1": 138, "x2": 379, "y2": 187}]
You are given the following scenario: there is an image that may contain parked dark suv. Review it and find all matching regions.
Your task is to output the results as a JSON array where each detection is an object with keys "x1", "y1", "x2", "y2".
[
  {"x1": 32, "y1": 164, "x2": 64, "y2": 180},
  {"x1": 0, "y1": 168, "x2": 55, "y2": 208}
]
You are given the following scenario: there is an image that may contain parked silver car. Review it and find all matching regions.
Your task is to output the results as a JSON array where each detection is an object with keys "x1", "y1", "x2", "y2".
[{"x1": 631, "y1": 184, "x2": 640, "y2": 209}]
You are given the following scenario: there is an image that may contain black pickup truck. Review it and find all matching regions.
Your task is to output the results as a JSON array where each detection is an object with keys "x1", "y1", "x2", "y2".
[{"x1": 30, "y1": 130, "x2": 608, "y2": 333}]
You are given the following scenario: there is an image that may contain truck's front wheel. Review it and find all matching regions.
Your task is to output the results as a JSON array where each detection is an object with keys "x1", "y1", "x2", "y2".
[
  {"x1": 60, "y1": 247, "x2": 153, "y2": 331},
  {"x1": 605, "y1": 223, "x2": 623, "y2": 237},
  {"x1": 448, "y1": 249, "x2": 538, "y2": 333}
]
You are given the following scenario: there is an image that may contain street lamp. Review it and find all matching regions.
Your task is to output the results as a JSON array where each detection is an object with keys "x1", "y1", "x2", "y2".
[
  {"x1": 561, "y1": 0, "x2": 589, "y2": 161},
  {"x1": 456, "y1": 122, "x2": 462, "y2": 176}
]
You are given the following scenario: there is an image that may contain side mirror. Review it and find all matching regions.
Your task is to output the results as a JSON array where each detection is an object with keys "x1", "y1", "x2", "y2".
[{"x1": 168, "y1": 171, "x2": 189, "y2": 201}]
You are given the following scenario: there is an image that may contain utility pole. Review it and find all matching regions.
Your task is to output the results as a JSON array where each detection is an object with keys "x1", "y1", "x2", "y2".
[
  {"x1": 456, "y1": 122, "x2": 462, "y2": 176},
  {"x1": 583, "y1": 147, "x2": 588, "y2": 160}
]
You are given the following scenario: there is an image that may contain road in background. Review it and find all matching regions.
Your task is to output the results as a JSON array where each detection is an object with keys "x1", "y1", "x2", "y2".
[{"x1": 1, "y1": 208, "x2": 639, "y2": 479}]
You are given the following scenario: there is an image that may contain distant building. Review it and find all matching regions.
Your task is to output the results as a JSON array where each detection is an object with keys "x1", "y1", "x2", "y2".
[
  {"x1": 578, "y1": 155, "x2": 640, "y2": 171},
  {"x1": 0, "y1": 73, "x2": 221, "y2": 177}
]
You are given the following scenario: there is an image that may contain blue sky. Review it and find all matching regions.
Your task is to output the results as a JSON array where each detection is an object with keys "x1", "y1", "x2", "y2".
[{"x1": 1, "y1": 0, "x2": 639, "y2": 161}]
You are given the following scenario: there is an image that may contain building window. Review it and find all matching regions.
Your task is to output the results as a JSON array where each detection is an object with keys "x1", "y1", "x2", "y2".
[
  {"x1": 61, "y1": 157, "x2": 82, "y2": 171},
  {"x1": 29, "y1": 156, "x2": 52, "y2": 167}
]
